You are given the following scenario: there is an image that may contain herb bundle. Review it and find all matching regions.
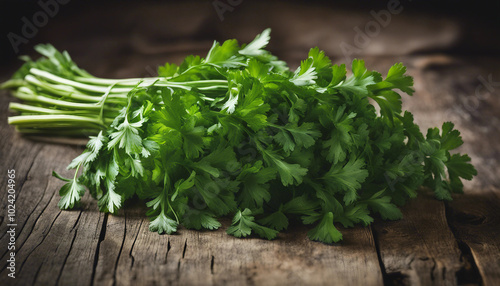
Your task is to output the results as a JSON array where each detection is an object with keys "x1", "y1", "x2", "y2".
[{"x1": 1, "y1": 29, "x2": 476, "y2": 243}]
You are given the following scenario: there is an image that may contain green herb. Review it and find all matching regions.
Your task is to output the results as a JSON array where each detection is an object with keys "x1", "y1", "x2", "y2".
[{"x1": 1, "y1": 29, "x2": 477, "y2": 243}]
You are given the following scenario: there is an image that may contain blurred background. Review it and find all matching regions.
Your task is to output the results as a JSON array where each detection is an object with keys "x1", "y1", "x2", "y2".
[{"x1": 0, "y1": 0, "x2": 499, "y2": 73}]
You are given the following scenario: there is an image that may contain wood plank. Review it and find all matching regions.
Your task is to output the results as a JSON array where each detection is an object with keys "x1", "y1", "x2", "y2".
[
  {"x1": 0, "y1": 142, "x2": 104, "y2": 286},
  {"x1": 1, "y1": 87, "x2": 104, "y2": 286},
  {"x1": 2, "y1": 44, "x2": 500, "y2": 286},
  {"x1": 55, "y1": 197, "x2": 106, "y2": 286},
  {"x1": 92, "y1": 202, "x2": 383, "y2": 286},
  {"x1": 372, "y1": 191, "x2": 464, "y2": 285},
  {"x1": 447, "y1": 189, "x2": 500, "y2": 286},
  {"x1": 407, "y1": 55, "x2": 500, "y2": 285}
]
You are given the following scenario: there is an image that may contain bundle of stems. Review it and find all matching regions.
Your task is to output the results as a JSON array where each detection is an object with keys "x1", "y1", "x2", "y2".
[{"x1": 1, "y1": 44, "x2": 228, "y2": 136}]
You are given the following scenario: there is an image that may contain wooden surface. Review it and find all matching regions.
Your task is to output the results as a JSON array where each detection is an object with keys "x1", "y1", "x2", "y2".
[{"x1": 1, "y1": 1, "x2": 500, "y2": 285}]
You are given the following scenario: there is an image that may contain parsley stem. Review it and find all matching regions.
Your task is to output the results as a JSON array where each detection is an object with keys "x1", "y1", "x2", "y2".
[
  {"x1": 8, "y1": 102, "x2": 99, "y2": 115},
  {"x1": 8, "y1": 115, "x2": 104, "y2": 128},
  {"x1": 13, "y1": 91, "x2": 103, "y2": 110},
  {"x1": 30, "y1": 69, "x2": 136, "y2": 94},
  {"x1": 74, "y1": 76, "x2": 164, "y2": 86}
]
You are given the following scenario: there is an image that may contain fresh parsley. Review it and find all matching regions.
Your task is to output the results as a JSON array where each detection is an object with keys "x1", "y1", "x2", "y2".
[{"x1": 1, "y1": 29, "x2": 477, "y2": 243}]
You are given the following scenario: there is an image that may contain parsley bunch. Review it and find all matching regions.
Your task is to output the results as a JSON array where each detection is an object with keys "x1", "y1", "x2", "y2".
[{"x1": 2, "y1": 29, "x2": 476, "y2": 243}]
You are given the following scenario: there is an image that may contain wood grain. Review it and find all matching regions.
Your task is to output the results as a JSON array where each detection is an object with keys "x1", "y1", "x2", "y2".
[
  {"x1": 447, "y1": 189, "x2": 500, "y2": 286},
  {"x1": 93, "y1": 203, "x2": 383, "y2": 286},
  {"x1": 373, "y1": 191, "x2": 464, "y2": 286}
]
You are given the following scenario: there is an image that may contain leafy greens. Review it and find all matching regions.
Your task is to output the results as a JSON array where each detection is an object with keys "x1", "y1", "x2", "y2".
[{"x1": 1, "y1": 29, "x2": 476, "y2": 243}]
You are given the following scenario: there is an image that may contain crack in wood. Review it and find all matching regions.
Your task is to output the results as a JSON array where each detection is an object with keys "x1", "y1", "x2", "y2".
[
  {"x1": 54, "y1": 229, "x2": 78, "y2": 286},
  {"x1": 129, "y1": 219, "x2": 143, "y2": 269},
  {"x1": 71, "y1": 211, "x2": 83, "y2": 231},
  {"x1": 371, "y1": 225, "x2": 394, "y2": 285},
  {"x1": 444, "y1": 202, "x2": 483, "y2": 285},
  {"x1": 164, "y1": 237, "x2": 171, "y2": 264},
  {"x1": 210, "y1": 255, "x2": 215, "y2": 275},
  {"x1": 16, "y1": 210, "x2": 62, "y2": 276},
  {"x1": 176, "y1": 260, "x2": 181, "y2": 281},
  {"x1": 429, "y1": 258, "x2": 436, "y2": 281},
  {"x1": 12, "y1": 184, "x2": 53, "y2": 255},
  {"x1": 182, "y1": 238, "x2": 187, "y2": 259},
  {"x1": 112, "y1": 213, "x2": 127, "y2": 286},
  {"x1": 90, "y1": 213, "x2": 108, "y2": 286},
  {"x1": 31, "y1": 263, "x2": 43, "y2": 285}
]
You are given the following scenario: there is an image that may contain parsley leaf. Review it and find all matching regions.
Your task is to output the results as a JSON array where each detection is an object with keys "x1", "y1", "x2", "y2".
[
  {"x1": 227, "y1": 209, "x2": 278, "y2": 240},
  {"x1": 307, "y1": 212, "x2": 343, "y2": 244}
]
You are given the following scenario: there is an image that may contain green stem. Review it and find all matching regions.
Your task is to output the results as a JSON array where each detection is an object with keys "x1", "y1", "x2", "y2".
[
  {"x1": 15, "y1": 127, "x2": 102, "y2": 136},
  {"x1": 13, "y1": 90, "x2": 102, "y2": 111},
  {"x1": 74, "y1": 76, "x2": 163, "y2": 86},
  {"x1": 24, "y1": 76, "x2": 112, "y2": 102},
  {"x1": 30, "y1": 68, "x2": 135, "y2": 94},
  {"x1": 8, "y1": 102, "x2": 97, "y2": 115},
  {"x1": 8, "y1": 114, "x2": 104, "y2": 127}
]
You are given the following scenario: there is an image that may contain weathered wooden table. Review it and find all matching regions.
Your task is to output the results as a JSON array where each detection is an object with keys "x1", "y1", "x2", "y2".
[{"x1": 1, "y1": 2, "x2": 499, "y2": 285}]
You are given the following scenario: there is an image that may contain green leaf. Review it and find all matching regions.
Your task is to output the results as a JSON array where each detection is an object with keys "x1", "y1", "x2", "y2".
[
  {"x1": 446, "y1": 153, "x2": 477, "y2": 194},
  {"x1": 227, "y1": 209, "x2": 278, "y2": 240},
  {"x1": 234, "y1": 80, "x2": 270, "y2": 131},
  {"x1": 226, "y1": 209, "x2": 253, "y2": 238},
  {"x1": 371, "y1": 62, "x2": 414, "y2": 95},
  {"x1": 54, "y1": 172, "x2": 86, "y2": 210},
  {"x1": 330, "y1": 64, "x2": 347, "y2": 87},
  {"x1": 320, "y1": 105, "x2": 356, "y2": 164},
  {"x1": 274, "y1": 122, "x2": 321, "y2": 152},
  {"x1": 239, "y1": 28, "x2": 271, "y2": 57},
  {"x1": 446, "y1": 154, "x2": 476, "y2": 181},
  {"x1": 322, "y1": 157, "x2": 369, "y2": 205},
  {"x1": 307, "y1": 212, "x2": 343, "y2": 243},
  {"x1": 237, "y1": 162, "x2": 275, "y2": 210},
  {"x1": 204, "y1": 39, "x2": 243, "y2": 67},
  {"x1": 259, "y1": 210, "x2": 289, "y2": 231},
  {"x1": 158, "y1": 63, "x2": 179, "y2": 78},
  {"x1": 440, "y1": 122, "x2": 463, "y2": 151},
  {"x1": 369, "y1": 90, "x2": 402, "y2": 123},
  {"x1": 282, "y1": 195, "x2": 318, "y2": 215},
  {"x1": 68, "y1": 131, "x2": 107, "y2": 169},
  {"x1": 336, "y1": 204, "x2": 373, "y2": 228},
  {"x1": 196, "y1": 175, "x2": 237, "y2": 216},
  {"x1": 98, "y1": 188, "x2": 123, "y2": 213},
  {"x1": 149, "y1": 211, "x2": 178, "y2": 234},
  {"x1": 334, "y1": 59, "x2": 376, "y2": 96},
  {"x1": 108, "y1": 119, "x2": 144, "y2": 155},
  {"x1": 290, "y1": 58, "x2": 317, "y2": 86},
  {"x1": 308, "y1": 47, "x2": 332, "y2": 85},
  {"x1": 183, "y1": 209, "x2": 221, "y2": 230},
  {"x1": 171, "y1": 171, "x2": 196, "y2": 201},
  {"x1": 262, "y1": 148, "x2": 308, "y2": 186},
  {"x1": 365, "y1": 190, "x2": 403, "y2": 220}
]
